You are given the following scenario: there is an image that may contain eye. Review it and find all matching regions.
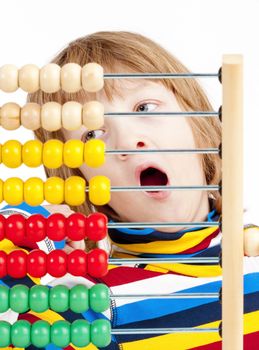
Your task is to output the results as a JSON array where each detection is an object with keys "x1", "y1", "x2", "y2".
[
  {"x1": 82, "y1": 129, "x2": 105, "y2": 142},
  {"x1": 135, "y1": 102, "x2": 157, "y2": 113}
]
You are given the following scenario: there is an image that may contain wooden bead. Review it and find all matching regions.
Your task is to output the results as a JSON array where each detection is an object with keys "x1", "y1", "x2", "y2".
[
  {"x1": 84, "y1": 139, "x2": 105, "y2": 168},
  {"x1": 89, "y1": 175, "x2": 110, "y2": 205},
  {"x1": 24, "y1": 177, "x2": 44, "y2": 206},
  {"x1": 18, "y1": 64, "x2": 39, "y2": 93},
  {"x1": 65, "y1": 176, "x2": 86, "y2": 206},
  {"x1": 0, "y1": 64, "x2": 18, "y2": 92},
  {"x1": 0, "y1": 103, "x2": 20, "y2": 130},
  {"x1": 0, "y1": 180, "x2": 3, "y2": 203},
  {"x1": 22, "y1": 140, "x2": 43, "y2": 167},
  {"x1": 44, "y1": 177, "x2": 64, "y2": 204},
  {"x1": 82, "y1": 63, "x2": 104, "y2": 92},
  {"x1": 2, "y1": 140, "x2": 22, "y2": 168},
  {"x1": 61, "y1": 63, "x2": 81, "y2": 93},
  {"x1": 62, "y1": 101, "x2": 82, "y2": 130},
  {"x1": 21, "y1": 103, "x2": 41, "y2": 130},
  {"x1": 64, "y1": 140, "x2": 84, "y2": 168},
  {"x1": 41, "y1": 102, "x2": 62, "y2": 131},
  {"x1": 244, "y1": 226, "x2": 259, "y2": 256},
  {"x1": 3, "y1": 178, "x2": 23, "y2": 205},
  {"x1": 82, "y1": 101, "x2": 104, "y2": 130},
  {"x1": 40, "y1": 63, "x2": 61, "y2": 93},
  {"x1": 43, "y1": 140, "x2": 63, "y2": 169}
]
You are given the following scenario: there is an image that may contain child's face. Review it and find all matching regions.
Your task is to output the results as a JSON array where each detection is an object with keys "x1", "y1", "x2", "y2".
[{"x1": 63, "y1": 80, "x2": 209, "y2": 232}]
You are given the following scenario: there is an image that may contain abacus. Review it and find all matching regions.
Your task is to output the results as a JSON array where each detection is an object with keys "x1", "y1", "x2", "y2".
[{"x1": 0, "y1": 56, "x2": 243, "y2": 349}]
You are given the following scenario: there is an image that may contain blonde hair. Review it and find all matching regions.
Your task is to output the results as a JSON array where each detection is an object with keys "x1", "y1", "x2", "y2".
[{"x1": 28, "y1": 31, "x2": 222, "y2": 249}]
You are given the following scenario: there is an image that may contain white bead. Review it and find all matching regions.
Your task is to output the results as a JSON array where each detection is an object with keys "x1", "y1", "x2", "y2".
[
  {"x1": 0, "y1": 103, "x2": 20, "y2": 130},
  {"x1": 244, "y1": 226, "x2": 259, "y2": 256},
  {"x1": 19, "y1": 64, "x2": 40, "y2": 93},
  {"x1": 0, "y1": 64, "x2": 18, "y2": 92},
  {"x1": 21, "y1": 103, "x2": 41, "y2": 130},
  {"x1": 61, "y1": 63, "x2": 81, "y2": 93},
  {"x1": 41, "y1": 102, "x2": 62, "y2": 131},
  {"x1": 82, "y1": 101, "x2": 104, "y2": 130},
  {"x1": 82, "y1": 63, "x2": 104, "y2": 92},
  {"x1": 40, "y1": 63, "x2": 61, "y2": 93},
  {"x1": 62, "y1": 101, "x2": 82, "y2": 130}
]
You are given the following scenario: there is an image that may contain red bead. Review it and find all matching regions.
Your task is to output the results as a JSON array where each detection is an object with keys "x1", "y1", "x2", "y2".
[
  {"x1": 6, "y1": 214, "x2": 26, "y2": 245},
  {"x1": 86, "y1": 213, "x2": 108, "y2": 241},
  {"x1": 87, "y1": 248, "x2": 108, "y2": 277},
  {"x1": 0, "y1": 215, "x2": 5, "y2": 241},
  {"x1": 67, "y1": 213, "x2": 86, "y2": 241},
  {"x1": 27, "y1": 249, "x2": 47, "y2": 277},
  {"x1": 7, "y1": 250, "x2": 27, "y2": 278},
  {"x1": 26, "y1": 214, "x2": 46, "y2": 242},
  {"x1": 47, "y1": 250, "x2": 67, "y2": 277},
  {"x1": 0, "y1": 250, "x2": 7, "y2": 278},
  {"x1": 47, "y1": 214, "x2": 66, "y2": 241},
  {"x1": 67, "y1": 249, "x2": 87, "y2": 276}
]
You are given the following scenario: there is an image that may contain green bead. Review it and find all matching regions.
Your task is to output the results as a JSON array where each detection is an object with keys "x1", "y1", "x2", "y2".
[
  {"x1": 90, "y1": 284, "x2": 110, "y2": 312},
  {"x1": 29, "y1": 285, "x2": 49, "y2": 313},
  {"x1": 70, "y1": 284, "x2": 89, "y2": 313},
  {"x1": 31, "y1": 320, "x2": 50, "y2": 348},
  {"x1": 51, "y1": 320, "x2": 70, "y2": 348},
  {"x1": 0, "y1": 285, "x2": 9, "y2": 313},
  {"x1": 50, "y1": 285, "x2": 69, "y2": 312},
  {"x1": 0, "y1": 321, "x2": 11, "y2": 347},
  {"x1": 91, "y1": 319, "x2": 111, "y2": 348},
  {"x1": 11, "y1": 320, "x2": 31, "y2": 348},
  {"x1": 71, "y1": 319, "x2": 90, "y2": 347},
  {"x1": 10, "y1": 284, "x2": 29, "y2": 313}
]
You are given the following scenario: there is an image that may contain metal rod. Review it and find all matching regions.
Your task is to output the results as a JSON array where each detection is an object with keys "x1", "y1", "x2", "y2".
[
  {"x1": 106, "y1": 148, "x2": 219, "y2": 155},
  {"x1": 105, "y1": 111, "x2": 219, "y2": 117},
  {"x1": 107, "y1": 221, "x2": 219, "y2": 228},
  {"x1": 104, "y1": 73, "x2": 219, "y2": 79},
  {"x1": 111, "y1": 327, "x2": 218, "y2": 335},
  {"x1": 109, "y1": 257, "x2": 219, "y2": 264},
  {"x1": 111, "y1": 293, "x2": 218, "y2": 300},
  {"x1": 85, "y1": 185, "x2": 220, "y2": 192}
]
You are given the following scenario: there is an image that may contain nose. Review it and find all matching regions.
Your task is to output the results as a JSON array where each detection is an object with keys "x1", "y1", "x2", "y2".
[{"x1": 118, "y1": 139, "x2": 147, "y2": 160}]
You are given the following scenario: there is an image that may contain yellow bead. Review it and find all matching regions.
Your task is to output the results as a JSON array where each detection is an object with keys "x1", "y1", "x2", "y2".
[
  {"x1": 64, "y1": 140, "x2": 84, "y2": 168},
  {"x1": 3, "y1": 178, "x2": 23, "y2": 205},
  {"x1": 84, "y1": 139, "x2": 105, "y2": 168},
  {"x1": 22, "y1": 140, "x2": 43, "y2": 167},
  {"x1": 2, "y1": 140, "x2": 22, "y2": 168},
  {"x1": 24, "y1": 177, "x2": 44, "y2": 206},
  {"x1": 89, "y1": 175, "x2": 110, "y2": 205},
  {"x1": 0, "y1": 179, "x2": 3, "y2": 203},
  {"x1": 43, "y1": 140, "x2": 63, "y2": 169},
  {"x1": 44, "y1": 177, "x2": 64, "y2": 204},
  {"x1": 65, "y1": 176, "x2": 86, "y2": 206}
]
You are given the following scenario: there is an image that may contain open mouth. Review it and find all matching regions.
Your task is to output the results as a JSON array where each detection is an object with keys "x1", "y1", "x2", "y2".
[{"x1": 140, "y1": 167, "x2": 169, "y2": 193}]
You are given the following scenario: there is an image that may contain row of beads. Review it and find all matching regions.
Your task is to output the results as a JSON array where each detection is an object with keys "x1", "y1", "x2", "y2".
[
  {"x1": 0, "y1": 100, "x2": 104, "y2": 131},
  {"x1": 0, "y1": 175, "x2": 111, "y2": 206},
  {"x1": 0, "y1": 319, "x2": 111, "y2": 348},
  {"x1": 0, "y1": 212, "x2": 107, "y2": 243},
  {"x1": 0, "y1": 63, "x2": 104, "y2": 93},
  {"x1": 0, "y1": 139, "x2": 105, "y2": 168},
  {"x1": 0, "y1": 283, "x2": 110, "y2": 314},
  {"x1": 0, "y1": 248, "x2": 108, "y2": 278}
]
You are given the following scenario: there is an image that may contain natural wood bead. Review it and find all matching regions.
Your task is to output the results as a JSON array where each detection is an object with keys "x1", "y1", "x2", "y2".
[
  {"x1": 61, "y1": 63, "x2": 81, "y2": 93},
  {"x1": 0, "y1": 103, "x2": 20, "y2": 130},
  {"x1": 82, "y1": 101, "x2": 104, "y2": 130},
  {"x1": 244, "y1": 226, "x2": 259, "y2": 256},
  {"x1": 40, "y1": 63, "x2": 61, "y2": 93},
  {"x1": 82, "y1": 63, "x2": 104, "y2": 92},
  {"x1": 62, "y1": 101, "x2": 82, "y2": 130},
  {"x1": 0, "y1": 64, "x2": 18, "y2": 92},
  {"x1": 21, "y1": 103, "x2": 41, "y2": 130},
  {"x1": 19, "y1": 64, "x2": 40, "y2": 93},
  {"x1": 41, "y1": 102, "x2": 62, "y2": 131}
]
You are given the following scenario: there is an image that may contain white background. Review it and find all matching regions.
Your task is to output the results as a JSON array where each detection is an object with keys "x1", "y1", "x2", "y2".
[{"x1": 0, "y1": 0, "x2": 258, "y2": 221}]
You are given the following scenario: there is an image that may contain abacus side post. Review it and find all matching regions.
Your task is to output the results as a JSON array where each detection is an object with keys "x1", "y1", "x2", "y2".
[{"x1": 222, "y1": 54, "x2": 243, "y2": 350}]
